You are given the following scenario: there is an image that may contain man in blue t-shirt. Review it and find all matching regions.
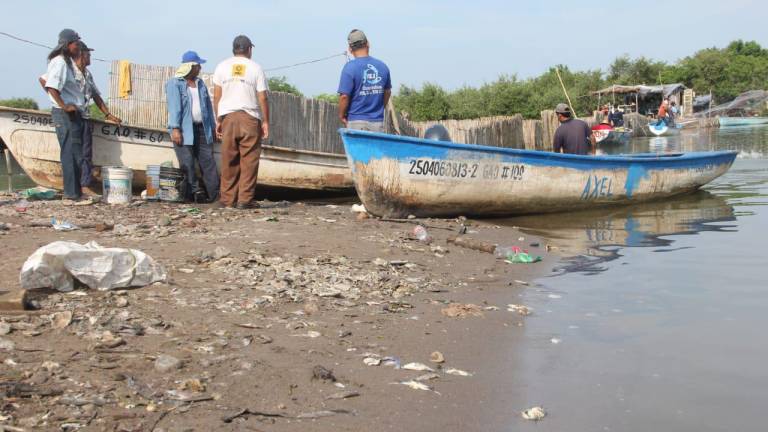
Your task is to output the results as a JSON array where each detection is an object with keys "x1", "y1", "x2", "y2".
[{"x1": 337, "y1": 29, "x2": 391, "y2": 132}]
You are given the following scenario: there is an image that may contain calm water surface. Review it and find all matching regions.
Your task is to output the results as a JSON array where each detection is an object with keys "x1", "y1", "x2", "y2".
[{"x1": 506, "y1": 126, "x2": 768, "y2": 431}]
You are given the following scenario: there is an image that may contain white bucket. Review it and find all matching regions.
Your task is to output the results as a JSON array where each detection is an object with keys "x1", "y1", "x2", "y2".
[{"x1": 102, "y1": 166, "x2": 133, "y2": 204}]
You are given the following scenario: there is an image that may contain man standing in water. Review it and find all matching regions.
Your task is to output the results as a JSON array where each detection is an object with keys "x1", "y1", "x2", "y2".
[
  {"x1": 213, "y1": 35, "x2": 269, "y2": 209},
  {"x1": 166, "y1": 50, "x2": 219, "y2": 203},
  {"x1": 552, "y1": 103, "x2": 595, "y2": 155},
  {"x1": 337, "y1": 29, "x2": 392, "y2": 132}
]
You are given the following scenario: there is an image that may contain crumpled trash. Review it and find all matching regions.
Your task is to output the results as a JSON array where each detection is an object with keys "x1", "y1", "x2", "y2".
[
  {"x1": 19, "y1": 241, "x2": 167, "y2": 292},
  {"x1": 500, "y1": 247, "x2": 542, "y2": 264},
  {"x1": 52, "y1": 217, "x2": 79, "y2": 231},
  {"x1": 21, "y1": 187, "x2": 57, "y2": 200}
]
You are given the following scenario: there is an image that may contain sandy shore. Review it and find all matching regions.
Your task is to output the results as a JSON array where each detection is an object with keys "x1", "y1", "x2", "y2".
[{"x1": 0, "y1": 194, "x2": 555, "y2": 431}]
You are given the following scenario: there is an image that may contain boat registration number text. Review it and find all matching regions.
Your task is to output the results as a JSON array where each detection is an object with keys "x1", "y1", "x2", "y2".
[
  {"x1": 408, "y1": 159, "x2": 524, "y2": 181},
  {"x1": 12, "y1": 113, "x2": 54, "y2": 127}
]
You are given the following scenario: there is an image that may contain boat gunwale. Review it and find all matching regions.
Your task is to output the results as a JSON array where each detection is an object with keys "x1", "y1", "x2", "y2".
[
  {"x1": 0, "y1": 106, "x2": 347, "y2": 160},
  {"x1": 339, "y1": 128, "x2": 738, "y2": 165}
]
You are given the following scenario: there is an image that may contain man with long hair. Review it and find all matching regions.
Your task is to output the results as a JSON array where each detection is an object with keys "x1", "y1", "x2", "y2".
[{"x1": 44, "y1": 29, "x2": 86, "y2": 200}]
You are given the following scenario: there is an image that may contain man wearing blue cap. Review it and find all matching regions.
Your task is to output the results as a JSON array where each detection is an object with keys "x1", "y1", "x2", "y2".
[{"x1": 165, "y1": 50, "x2": 219, "y2": 203}]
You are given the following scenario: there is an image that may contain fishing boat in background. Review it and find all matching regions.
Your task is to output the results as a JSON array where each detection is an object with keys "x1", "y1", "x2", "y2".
[
  {"x1": 718, "y1": 116, "x2": 768, "y2": 127},
  {"x1": 646, "y1": 121, "x2": 682, "y2": 137},
  {"x1": 0, "y1": 107, "x2": 354, "y2": 193},
  {"x1": 594, "y1": 128, "x2": 633, "y2": 145},
  {"x1": 339, "y1": 128, "x2": 737, "y2": 218}
]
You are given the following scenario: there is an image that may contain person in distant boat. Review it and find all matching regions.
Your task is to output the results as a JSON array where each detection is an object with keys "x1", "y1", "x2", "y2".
[
  {"x1": 337, "y1": 29, "x2": 392, "y2": 132},
  {"x1": 213, "y1": 35, "x2": 270, "y2": 209},
  {"x1": 39, "y1": 41, "x2": 121, "y2": 188},
  {"x1": 553, "y1": 103, "x2": 595, "y2": 155},
  {"x1": 43, "y1": 29, "x2": 86, "y2": 200},
  {"x1": 669, "y1": 101, "x2": 679, "y2": 125},
  {"x1": 166, "y1": 50, "x2": 220, "y2": 204},
  {"x1": 657, "y1": 98, "x2": 669, "y2": 126},
  {"x1": 608, "y1": 107, "x2": 624, "y2": 127}
]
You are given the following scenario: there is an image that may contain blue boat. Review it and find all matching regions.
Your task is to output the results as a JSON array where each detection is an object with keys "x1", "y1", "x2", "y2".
[
  {"x1": 339, "y1": 129, "x2": 738, "y2": 218},
  {"x1": 718, "y1": 116, "x2": 768, "y2": 127}
]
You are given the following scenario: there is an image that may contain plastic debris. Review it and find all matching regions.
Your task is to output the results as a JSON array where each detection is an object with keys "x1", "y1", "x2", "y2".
[
  {"x1": 430, "y1": 351, "x2": 445, "y2": 363},
  {"x1": 499, "y1": 246, "x2": 542, "y2": 263},
  {"x1": 363, "y1": 357, "x2": 381, "y2": 366},
  {"x1": 402, "y1": 362, "x2": 434, "y2": 372},
  {"x1": 521, "y1": 406, "x2": 546, "y2": 421},
  {"x1": 441, "y1": 303, "x2": 484, "y2": 318},
  {"x1": 350, "y1": 204, "x2": 367, "y2": 213},
  {"x1": 507, "y1": 304, "x2": 532, "y2": 316},
  {"x1": 395, "y1": 380, "x2": 440, "y2": 394},
  {"x1": 21, "y1": 187, "x2": 57, "y2": 200},
  {"x1": 550, "y1": 338, "x2": 561, "y2": 344},
  {"x1": 444, "y1": 368, "x2": 473, "y2": 377},
  {"x1": 19, "y1": 241, "x2": 167, "y2": 292},
  {"x1": 51, "y1": 217, "x2": 79, "y2": 231},
  {"x1": 14, "y1": 199, "x2": 29, "y2": 212},
  {"x1": 412, "y1": 225, "x2": 432, "y2": 243}
]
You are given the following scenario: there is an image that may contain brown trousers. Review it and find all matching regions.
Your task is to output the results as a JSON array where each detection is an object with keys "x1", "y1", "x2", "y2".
[{"x1": 220, "y1": 111, "x2": 262, "y2": 206}]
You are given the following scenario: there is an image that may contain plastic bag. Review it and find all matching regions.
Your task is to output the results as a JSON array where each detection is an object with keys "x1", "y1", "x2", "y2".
[
  {"x1": 19, "y1": 241, "x2": 167, "y2": 292},
  {"x1": 21, "y1": 187, "x2": 57, "y2": 200}
]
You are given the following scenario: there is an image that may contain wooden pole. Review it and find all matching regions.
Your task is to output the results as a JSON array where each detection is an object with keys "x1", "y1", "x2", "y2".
[
  {"x1": 387, "y1": 99, "x2": 402, "y2": 136},
  {"x1": 555, "y1": 68, "x2": 577, "y2": 117}
]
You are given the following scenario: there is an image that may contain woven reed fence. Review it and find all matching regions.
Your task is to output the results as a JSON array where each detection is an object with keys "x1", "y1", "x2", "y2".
[
  {"x1": 107, "y1": 61, "x2": 348, "y2": 154},
  {"x1": 108, "y1": 61, "x2": 610, "y2": 154}
]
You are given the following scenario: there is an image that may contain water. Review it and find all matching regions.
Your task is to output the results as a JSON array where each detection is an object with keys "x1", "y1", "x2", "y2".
[
  {"x1": 506, "y1": 126, "x2": 768, "y2": 431},
  {"x1": 0, "y1": 150, "x2": 35, "y2": 191}
]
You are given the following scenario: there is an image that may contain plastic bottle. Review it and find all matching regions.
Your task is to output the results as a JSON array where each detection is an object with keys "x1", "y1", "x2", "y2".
[
  {"x1": 494, "y1": 246, "x2": 516, "y2": 259},
  {"x1": 412, "y1": 225, "x2": 432, "y2": 243},
  {"x1": 14, "y1": 199, "x2": 29, "y2": 213}
]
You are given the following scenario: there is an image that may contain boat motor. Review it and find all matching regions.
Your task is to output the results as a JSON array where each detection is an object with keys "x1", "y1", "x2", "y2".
[{"x1": 423, "y1": 124, "x2": 451, "y2": 142}]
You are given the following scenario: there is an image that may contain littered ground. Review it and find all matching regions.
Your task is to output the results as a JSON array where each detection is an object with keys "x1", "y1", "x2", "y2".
[{"x1": 0, "y1": 195, "x2": 556, "y2": 432}]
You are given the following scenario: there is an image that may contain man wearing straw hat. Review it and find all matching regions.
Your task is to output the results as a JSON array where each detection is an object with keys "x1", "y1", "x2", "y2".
[{"x1": 165, "y1": 50, "x2": 220, "y2": 203}]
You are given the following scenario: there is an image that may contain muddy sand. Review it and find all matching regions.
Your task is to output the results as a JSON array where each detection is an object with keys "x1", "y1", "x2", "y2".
[{"x1": 0, "y1": 194, "x2": 555, "y2": 431}]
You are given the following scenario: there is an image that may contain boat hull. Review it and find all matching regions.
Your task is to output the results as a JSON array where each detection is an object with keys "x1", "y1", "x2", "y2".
[
  {"x1": 595, "y1": 129, "x2": 632, "y2": 145},
  {"x1": 0, "y1": 108, "x2": 353, "y2": 193},
  {"x1": 718, "y1": 116, "x2": 768, "y2": 127},
  {"x1": 339, "y1": 129, "x2": 738, "y2": 218},
  {"x1": 646, "y1": 122, "x2": 680, "y2": 137}
]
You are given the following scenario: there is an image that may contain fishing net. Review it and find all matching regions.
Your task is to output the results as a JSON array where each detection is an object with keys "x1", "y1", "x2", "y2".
[{"x1": 695, "y1": 90, "x2": 768, "y2": 117}]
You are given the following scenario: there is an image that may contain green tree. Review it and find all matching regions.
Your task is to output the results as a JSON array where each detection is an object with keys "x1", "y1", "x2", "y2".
[
  {"x1": 0, "y1": 97, "x2": 39, "y2": 110},
  {"x1": 394, "y1": 83, "x2": 450, "y2": 121},
  {"x1": 268, "y1": 76, "x2": 302, "y2": 96},
  {"x1": 607, "y1": 55, "x2": 668, "y2": 84},
  {"x1": 314, "y1": 93, "x2": 339, "y2": 104}
]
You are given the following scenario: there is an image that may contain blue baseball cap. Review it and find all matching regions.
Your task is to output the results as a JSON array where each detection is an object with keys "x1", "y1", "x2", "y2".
[{"x1": 181, "y1": 50, "x2": 206, "y2": 64}]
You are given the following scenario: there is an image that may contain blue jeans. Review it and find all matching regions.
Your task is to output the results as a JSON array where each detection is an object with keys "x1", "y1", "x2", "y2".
[
  {"x1": 81, "y1": 120, "x2": 94, "y2": 187},
  {"x1": 173, "y1": 123, "x2": 220, "y2": 202},
  {"x1": 52, "y1": 108, "x2": 84, "y2": 199}
]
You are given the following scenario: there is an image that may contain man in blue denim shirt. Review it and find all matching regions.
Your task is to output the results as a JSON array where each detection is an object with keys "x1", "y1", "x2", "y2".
[{"x1": 166, "y1": 51, "x2": 219, "y2": 203}]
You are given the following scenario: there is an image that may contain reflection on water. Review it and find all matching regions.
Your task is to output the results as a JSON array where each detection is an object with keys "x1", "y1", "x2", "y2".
[
  {"x1": 0, "y1": 153, "x2": 36, "y2": 191},
  {"x1": 504, "y1": 126, "x2": 768, "y2": 431},
  {"x1": 601, "y1": 124, "x2": 768, "y2": 157},
  {"x1": 504, "y1": 191, "x2": 736, "y2": 275}
]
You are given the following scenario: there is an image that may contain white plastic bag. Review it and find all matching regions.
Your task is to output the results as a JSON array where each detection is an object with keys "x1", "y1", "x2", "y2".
[{"x1": 20, "y1": 241, "x2": 167, "y2": 292}]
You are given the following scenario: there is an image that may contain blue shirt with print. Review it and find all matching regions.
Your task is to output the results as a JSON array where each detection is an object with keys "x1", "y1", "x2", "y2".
[{"x1": 337, "y1": 56, "x2": 392, "y2": 122}]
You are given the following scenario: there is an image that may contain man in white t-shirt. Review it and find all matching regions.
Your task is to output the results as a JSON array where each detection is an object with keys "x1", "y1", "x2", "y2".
[{"x1": 212, "y1": 35, "x2": 270, "y2": 209}]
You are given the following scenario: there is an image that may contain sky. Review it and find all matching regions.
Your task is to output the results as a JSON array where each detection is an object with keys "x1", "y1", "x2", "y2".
[{"x1": 1, "y1": 0, "x2": 766, "y2": 108}]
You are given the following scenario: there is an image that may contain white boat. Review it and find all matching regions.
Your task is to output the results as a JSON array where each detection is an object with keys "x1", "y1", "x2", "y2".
[
  {"x1": 718, "y1": 116, "x2": 768, "y2": 127},
  {"x1": 646, "y1": 121, "x2": 681, "y2": 137},
  {"x1": 0, "y1": 107, "x2": 353, "y2": 193},
  {"x1": 339, "y1": 129, "x2": 737, "y2": 218}
]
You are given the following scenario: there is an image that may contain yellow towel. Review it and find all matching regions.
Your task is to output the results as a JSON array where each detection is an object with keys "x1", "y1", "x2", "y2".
[{"x1": 118, "y1": 60, "x2": 132, "y2": 98}]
